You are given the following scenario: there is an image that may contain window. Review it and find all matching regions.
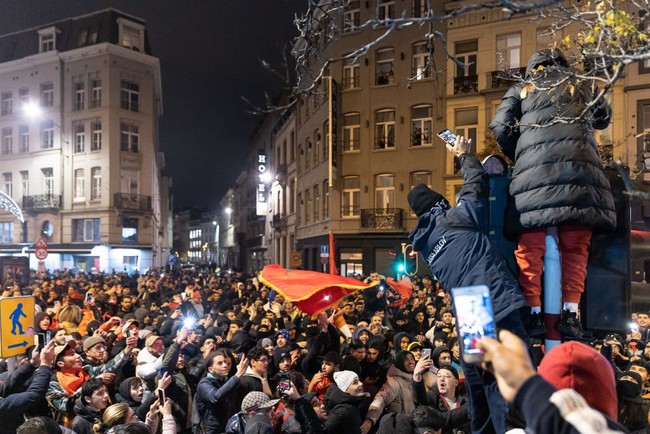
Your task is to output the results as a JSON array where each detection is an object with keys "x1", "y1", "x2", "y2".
[
  {"x1": 378, "y1": 0, "x2": 395, "y2": 21},
  {"x1": 90, "y1": 79, "x2": 102, "y2": 108},
  {"x1": 411, "y1": 105, "x2": 433, "y2": 146},
  {"x1": 413, "y1": 0, "x2": 430, "y2": 17},
  {"x1": 20, "y1": 171, "x2": 28, "y2": 197},
  {"x1": 40, "y1": 83, "x2": 54, "y2": 107},
  {"x1": 455, "y1": 40, "x2": 478, "y2": 94},
  {"x1": 323, "y1": 120, "x2": 329, "y2": 160},
  {"x1": 122, "y1": 217, "x2": 138, "y2": 242},
  {"x1": 121, "y1": 81, "x2": 140, "y2": 112},
  {"x1": 375, "y1": 48, "x2": 395, "y2": 85},
  {"x1": 91, "y1": 120, "x2": 102, "y2": 151},
  {"x1": 305, "y1": 189, "x2": 311, "y2": 225},
  {"x1": 39, "y1": 31, "x2": 55, "y2": 53},
  {"x1": 73, "y1": 81, "x2": 85, "y2": 111},
  {"x1": 1, "y1": 93, "x2": 12, "y2": 116},
  {"x1": 296, "y1": 193, "x2": 301, "y2": 224},
  {"x1": 289, "y1": 180, "x2": 295, "y2": 213},
  {"x1": 313, "y1": 185, "x2": 320, "y2": 222},
  {"x1": 42, "y1": 168, "x2": 54, "y2": 196},
  {"x1": 19, "y1": 125, "x2": 29, "y2": 153},
  {"x1": 344, "y1": 0, "x2": 360, "y2": 32},
  {"x1": 73, "y1": 218, "x2": 100, "y2": 242},
  {"x1": 323, "y1": 180, "x2": 329, "y2": 219},
  {"x1": 74, "y1": 123, "x2": 85, "y2": 153},
  {"x1": 2, "y1": 128, "x2": 11, "y2": 155},
  {"x1": 313, "y1": 130, "x2": 320, "y2": 165},
  {"x1": 290, "y1": 131, "x2": 295, "y2": 162},
  {"x1": 0, "y1": 222, "x2": 13, "y2": 244},
  {"x1": 74, "y1": 169, "x2": 85, "y2": 201},
  {"x1": 121, "y1": 171, "x2": 139, "y2": 195},
  {"x1": 343, "y1": 56, "x2": 360, "y2": 89},
  {"x1": 638, "y1": 101, "x2": 650, "y2": 170},
  {"x1": 412, "y1": 42, "x2": 432, "y2": 79},
  {"x1": 119, "y1": 20, "x2": 143, "y2": 51},
  {"x1": 91, "y1": 167, "x2": 101, "y2": 200},
  {"x1": 375, "y1": 109, "x2": 396, "y2": 149},
  {"x1": 305, "y1": 141, "x2": 311, "y2": 171},
  {"x1": 453, "y1": 108, "x2": 478, "y2": 173},
  {"x1": 41, "y1": 120, "x2": 54, "y2": 149},
  {"x1": 120, "y1": 121, "x2": 139, "y2": 152},
  {"x1": 3, "y1": 173, "x2": 12, "y2": 196},
  {"x1": 496, "y1": 33, "x2": 521, "y2": 70},
  {"x1": 375, "y1": 174, "x2": 395, "y2": 209},
  {"x1": 343, "y1": 113, "x2": 360, "y2": 152},
  {"x1": 19, "y1": 88, "x2": 28, "y2": 105},
  {"x1": 410, "y1": 171, "x2": 432, "y2": 188},
  {"x1": 342, "y1": 176, "x2": 360, "y2": 217}
]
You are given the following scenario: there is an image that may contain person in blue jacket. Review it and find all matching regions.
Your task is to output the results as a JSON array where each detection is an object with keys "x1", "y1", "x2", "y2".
[{"x1": 407, "y1": 135, "x2": 527, "y2": 434}]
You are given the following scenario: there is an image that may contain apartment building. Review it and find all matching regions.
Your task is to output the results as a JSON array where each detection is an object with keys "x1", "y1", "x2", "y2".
[{"x1": 0, "y1": 9, "x2": 169, "y2": 272}]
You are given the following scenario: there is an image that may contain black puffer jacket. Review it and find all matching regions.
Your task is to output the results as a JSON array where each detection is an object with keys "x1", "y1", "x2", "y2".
[
  {"x1": 489, "y1": 48, "x2": 616, "y2": 231},
  {"x1": 323, "y1": 384, "x2": 370, "y2": 434}
]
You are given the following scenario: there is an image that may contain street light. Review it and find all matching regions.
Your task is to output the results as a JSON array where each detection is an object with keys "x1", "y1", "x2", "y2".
[{"x1": 224, "y1": 207, "x2": 232, "y2": 215}]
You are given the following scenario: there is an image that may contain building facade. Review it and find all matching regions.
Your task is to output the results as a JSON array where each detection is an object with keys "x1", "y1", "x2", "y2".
[{"x1": 0, "y1": 9, "x2": 169, "y2": 272}]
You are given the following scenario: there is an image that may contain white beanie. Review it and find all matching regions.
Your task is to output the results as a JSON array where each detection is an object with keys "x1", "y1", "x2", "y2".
[{"x1": 333, "y1": 370, "x2": 358, "y2": 393}]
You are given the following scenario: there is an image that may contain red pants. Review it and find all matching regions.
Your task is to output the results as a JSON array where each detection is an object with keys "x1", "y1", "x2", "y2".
[{"x1": 515, "y1": 226, "x2": 592, "y2": 307}]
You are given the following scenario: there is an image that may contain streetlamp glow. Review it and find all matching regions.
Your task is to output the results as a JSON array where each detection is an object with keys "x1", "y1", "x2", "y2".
[
  {"x1": 224, "y1": 207, "x2": 232, "y2": 215},
  {"x1": 260, "y1": 172, "x2": 273, "y2": 183},
  {"x1": 23, "y1": 101, "x2": 43, "y2": 120}
]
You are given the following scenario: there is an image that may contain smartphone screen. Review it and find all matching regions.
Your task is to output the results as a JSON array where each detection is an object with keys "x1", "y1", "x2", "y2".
[
  {"x1": 37, "y1": 333, "x2": 46, "y2": 350},
  {"x1": 157, "y1": 388, "x2": 165, "y2": 402},
  {"x1": 421, "y1": 348, "x2": 431, "y2": 359},
  {"x1": 85, "y1": 293, "x2": 93, "y2": 303},
  {"x1": 159, "y1": 367, "x2": 168, "y2": 377},
  {"x1": 437, "y1": 129, "x2": 457, "y2": 145},
  {"x1": 278, "y1": 374, "x2": 291, "y2": 395},
  {"x1": 45, "y1": 330, "x2": 52, "y2": 345},
  {"x1": 451, "y1": 285, "x2": 496, "y2": 364}
]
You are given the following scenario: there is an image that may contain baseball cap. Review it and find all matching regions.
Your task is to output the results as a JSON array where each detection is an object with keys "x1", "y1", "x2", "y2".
[
  {"x1": 54, "y1": 341, "x2": 77, "y2": 363},
  {"x1": 122, "y1": 319, "x2": 140, "y2": 335},
  {"x1": 241, "y1": 391, "x2": 280, "y2": 412},
  {"x1": 145, "y1": 334, "x2": 163, "y2": 348}
]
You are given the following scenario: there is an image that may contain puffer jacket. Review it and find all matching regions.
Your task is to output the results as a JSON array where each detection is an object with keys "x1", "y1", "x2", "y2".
[
  {"x1": 365, "y1": 365, "x2": 415, "y2": 424},
  {"x1": 408, "y1": 154, "x2": 527, "y2": 323},
  {"x1": 71, "y1": 398, "x2": 102, "y2": 434},
  {"x1": 323, "y1": 384, "x2": 369, "y2": 434},
  {"x1": 192, "y1": 373, "x2": 241, "y2": 434},
  {"x1": 489, "y1": 48, "x2": 616, "y2": 231}
]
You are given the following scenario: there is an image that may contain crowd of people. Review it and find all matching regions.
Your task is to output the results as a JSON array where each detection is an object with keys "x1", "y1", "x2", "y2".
[{"x1": 0, "y1": 266, "x2": 645, "y2": 434}]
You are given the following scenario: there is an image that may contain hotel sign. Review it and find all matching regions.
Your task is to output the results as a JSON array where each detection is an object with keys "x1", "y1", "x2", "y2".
[{"x1": 256, "y1": 152, "x2": 268, "y2": 216}]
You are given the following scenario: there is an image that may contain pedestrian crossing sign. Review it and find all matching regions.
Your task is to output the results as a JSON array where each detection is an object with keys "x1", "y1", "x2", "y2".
[{"x1": 0, "y1": 296, "x2": 35, "y2": 357}]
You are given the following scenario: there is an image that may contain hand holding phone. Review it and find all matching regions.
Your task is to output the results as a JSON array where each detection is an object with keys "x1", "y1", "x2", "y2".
[
  {"x1": 437, "y1": 129, "x2": 457, "y2": 145},
  {"x1": 452, "y1": 285, "x2": 497, "y2": 364},
  {"x1": 421, "y1": 348, "x2": 431, "y2": 359}
]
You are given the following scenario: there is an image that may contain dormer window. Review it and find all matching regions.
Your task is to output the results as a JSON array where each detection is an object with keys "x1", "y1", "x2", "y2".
[
  {"x1": 117, "y1": 18, "x2": 144, "y2": 52},
  {"x1": 38, "y1": 27, "x2": 57, "y2": 53}
]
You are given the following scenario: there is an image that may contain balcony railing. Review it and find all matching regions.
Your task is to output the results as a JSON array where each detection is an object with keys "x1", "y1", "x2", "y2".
[
  {"x1": 271, "y1": 214, "x2": 287, "y2": 231},
  {"x1": 454, "y1": 75, "x2": 478, "y2": 94},
  {"x1": 114, "y1": 193, "x2": 151, "y2": 211},
  {"x1": 360, "y1": 208, "x2": 403, "y2": 230},
  {"x1": 22, "y1": 194, "x2": 61, "y2": 210},
  {"x1": 487, "y1": 67, "x2": 526, "y2": 89}
]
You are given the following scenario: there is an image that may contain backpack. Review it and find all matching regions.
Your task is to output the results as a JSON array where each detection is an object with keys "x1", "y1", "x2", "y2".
[{"x1": 225, "y1": 411, "x2": 247, "y2": 434}]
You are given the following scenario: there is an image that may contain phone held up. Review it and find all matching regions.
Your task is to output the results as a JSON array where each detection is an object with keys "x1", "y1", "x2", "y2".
[
  {"x1": 421, "y1": 348, "x2": 431, "y2": 359},
  {"x1": 277, "y1": 373, "x2": 291, "y2": 397},
  {"x1": 437, "y1": 129, "x2": 457, "y2": 145},
  {"x1": 451, "y1": 285, "x2": 497, "y2": 364}
]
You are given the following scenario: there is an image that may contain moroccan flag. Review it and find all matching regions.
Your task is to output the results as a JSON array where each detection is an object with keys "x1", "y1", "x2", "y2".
[
  {"x1": 329, "y1": 231, "x2": 338, "y2": 275},
  {"x1": 386, "y1": 277, "x2": 413, "y2": 307},
  {"x1": 259, "y1": 264, "x2": 377, "y2": 315}
]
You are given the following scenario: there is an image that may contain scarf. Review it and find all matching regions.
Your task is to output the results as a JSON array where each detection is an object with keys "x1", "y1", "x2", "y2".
[{"x1": 56, "y1": 369, "x2": 90, "y2": 396}]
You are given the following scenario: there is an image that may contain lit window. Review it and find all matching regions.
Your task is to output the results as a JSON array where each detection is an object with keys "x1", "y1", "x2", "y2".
[
  {"x1": 375, "y1": 109, "x2": 395, "y2": 149},
  {"x1": 91, "y1": 167, "x2": 101, "y2": 200},
  {"x1": 74, "y1": 169, "x2": 85, "y2": 201},
  {"x1": 120, "y1": 81, "x2": 140, "y2": 112},
  {"x1": 342, "y1": 176, "x2": 360, "y2": 217},
  {"x1": 411, "y1": 105, "x2": 433, "y2": 146}
]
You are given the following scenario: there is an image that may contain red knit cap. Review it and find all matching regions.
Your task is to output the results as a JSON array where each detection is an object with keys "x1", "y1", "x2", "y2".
[{"x1": 538, "y1": 341, "x2": 617, "y2": 420}]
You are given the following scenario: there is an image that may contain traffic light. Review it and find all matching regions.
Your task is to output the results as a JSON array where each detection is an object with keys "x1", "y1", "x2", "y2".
[{"x1": 396, "y1": 262, "x2": 405, "y2": 273}]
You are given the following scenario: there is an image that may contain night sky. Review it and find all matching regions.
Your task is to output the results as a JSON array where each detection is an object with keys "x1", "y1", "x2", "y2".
[{"x1": 0, "y1": 1, "x2": 305, "y2": 210}]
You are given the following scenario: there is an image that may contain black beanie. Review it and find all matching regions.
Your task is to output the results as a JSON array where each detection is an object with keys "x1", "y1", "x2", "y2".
[{"x1": 408, "y1": 184, "x2": 444, "y2": 217}]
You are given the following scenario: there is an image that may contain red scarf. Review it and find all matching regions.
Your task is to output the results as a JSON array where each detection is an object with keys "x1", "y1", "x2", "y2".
[{"x1": 56, "y1": 370, "x2": 90, "y2": 396}]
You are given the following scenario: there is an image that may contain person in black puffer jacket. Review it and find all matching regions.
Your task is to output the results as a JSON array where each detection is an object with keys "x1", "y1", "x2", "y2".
[
  {"x1": 71, "y1": 379, "x2": 109, "y2": 434},
  {"x1": 323, "y1": 372, "x2": 371, "y2": 434},
  {"x1": 490, "y1": 48, "x2": 615, "y2": 338}
]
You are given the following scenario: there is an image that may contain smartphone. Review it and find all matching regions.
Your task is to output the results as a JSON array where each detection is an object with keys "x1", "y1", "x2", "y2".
[
  {"x1": 278, "y1": 374, "x2": 291, "y2": 396},
  {"x1": 437, "y1": 128, "x2": 457, "y2": 145},
  {"x1": 181, "y1": 293, "x2": 187, "y2": 300},
  {"x1": 37, "y1": 333, "x2": 46, "y2": 350},
  {"x1": 45, "y1": 330, "x2": 52, "y2": 345},
  {"x1": 452, "y1": 285, "x2": 497, "y2": 364},
  {"x1": 157, "y1": 388, "x2": 166, "y2": 403},
  {"x1": 85, "y1": 292, "x2": 93, "y2": 304},
  {"x1": 54, "y1": 300, "x2": 61, "y2": 307},
  {"x1": 421, "y1": 348, "x2": 431, "y2": 359},
  {"x1": 159, "y1": 367, "x2": 168, "y2": 378}
]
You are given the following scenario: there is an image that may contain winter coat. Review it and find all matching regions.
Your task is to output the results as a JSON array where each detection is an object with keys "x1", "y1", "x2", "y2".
[
  {"x1": 489, "y1": 48, "x2": 616, "y2": 231},
  {"x1": 71, "y1": 398, "x2": 102, "y2": 434},
  {"x1": 408, "y1": 154, "x2": 527, "y2": 323},
  {"x1": 365, "y1": 365, "x2": 415, "y2": 424},
  {"x1": 0, "y1": 365, "x2": 52, "y2": 434},
  {"x1": 323, "y1": 384, "x2": 369, "y2": 434},
  {"x1": 244, "y1": 413, "x2": 274, "y2": 434},
  {"x1": 376, "y1": 413, "x2": 413, "y2": 434},
  {"x1": 192, "y1": 374, "x2": 241, "y2": 434},
  {"x1": 412, "y1": 378, "x2": 470, "y2": 434}
]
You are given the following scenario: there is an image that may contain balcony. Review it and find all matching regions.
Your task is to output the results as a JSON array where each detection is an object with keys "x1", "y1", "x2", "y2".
[
  {"x1": 360, "y1": 208, "x2": 404, "y2": 231},
  {"x1": 487, "y1": 67, "x2": 527, "y2": 89},
  {"x1": 454, "y1": 75, "x2": 478, "y2": 94},
  {"x1": 113, "y1": 193, "x2": 151, "y2": 211},
  {"x1": 271, "y1": 214, "x2": 287, "y2": 231},
  {"x1": 22, "y1": 194, "x2": 61, "y2": 210}
]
